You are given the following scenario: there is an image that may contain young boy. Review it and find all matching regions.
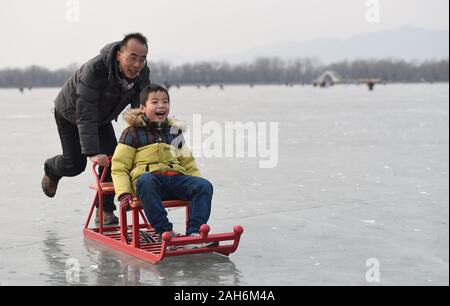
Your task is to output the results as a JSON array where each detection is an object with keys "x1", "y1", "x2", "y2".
[{"x1": 111, "y1": 84, "x2": 213, "y2": 243}]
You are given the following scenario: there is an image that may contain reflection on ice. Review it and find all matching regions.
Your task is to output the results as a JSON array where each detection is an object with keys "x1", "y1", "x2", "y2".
[{"x1": 82, "y1": 239, "x2": 242, "y2": 286}]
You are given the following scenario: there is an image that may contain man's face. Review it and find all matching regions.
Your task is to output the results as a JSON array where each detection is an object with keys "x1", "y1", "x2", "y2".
[
  {"x1": 140, "y1": 91, "x2": 170, "y2": 123},
  {"x1": 116, "y1": 39, "x2": 148, "y2": 79}
]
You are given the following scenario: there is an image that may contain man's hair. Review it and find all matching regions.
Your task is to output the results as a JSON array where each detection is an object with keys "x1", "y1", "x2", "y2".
[
  {"x1": 140, "y1": 84, "x2": 170, "y2": 106},
  {"x1": 120, "y1": 32, "x2": 148, "y2": 49}
]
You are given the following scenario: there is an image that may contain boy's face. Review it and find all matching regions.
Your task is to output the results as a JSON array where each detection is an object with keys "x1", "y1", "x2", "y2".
[{"x1": 140, "y1": 91, "x2": 170, "y2": 123}]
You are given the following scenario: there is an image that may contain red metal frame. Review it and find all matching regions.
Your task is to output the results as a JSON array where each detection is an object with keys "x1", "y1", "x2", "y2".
[{"x1": 83, "y1": 159, "x2": 244, "y2": 264}]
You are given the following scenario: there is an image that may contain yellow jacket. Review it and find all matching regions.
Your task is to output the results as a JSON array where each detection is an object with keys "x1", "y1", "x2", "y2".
[{"x1": 111, "y1": 109, "x2": 200, "y2": 199}]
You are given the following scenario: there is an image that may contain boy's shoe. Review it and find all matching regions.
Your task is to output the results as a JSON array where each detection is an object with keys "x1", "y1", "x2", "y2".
[
  {"x1": 140, "y1": 230, "x2": 157, "y2": 243},
  {"x1": 94, "y1": 210, "x2": 119, "y2": 226},
  {"x1": 157, "y1": 230, "x2": 181, "y2": 242},
  {"x1": 157, "y1": 230, "x2": 181, "y2": 250},
  {"x1": 41, "y1": 174, "x2": 60, "y2": 198},
  {"x1": 183, "y1": 233, "x2": 219, "y2": 249}
]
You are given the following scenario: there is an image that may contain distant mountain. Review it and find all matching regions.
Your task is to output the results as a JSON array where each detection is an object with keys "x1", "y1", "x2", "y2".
[{"x1": 217, "y1": 26, "x2": 449, "y2": 64}]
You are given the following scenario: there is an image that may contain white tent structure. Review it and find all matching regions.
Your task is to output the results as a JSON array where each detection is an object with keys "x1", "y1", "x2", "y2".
[{"x1": 313, "y1": 70, "x2": 344, "y2": 87}]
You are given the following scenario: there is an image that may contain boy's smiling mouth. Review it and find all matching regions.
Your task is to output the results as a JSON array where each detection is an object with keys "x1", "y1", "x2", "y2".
[{"x1": 154, "y1": 111, "x2": 167, "y2": 120}]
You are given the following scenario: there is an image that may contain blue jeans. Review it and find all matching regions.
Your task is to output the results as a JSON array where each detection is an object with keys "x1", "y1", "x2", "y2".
[{"x1": 135, "y1": 173, "x2": 213, "y2": 235}]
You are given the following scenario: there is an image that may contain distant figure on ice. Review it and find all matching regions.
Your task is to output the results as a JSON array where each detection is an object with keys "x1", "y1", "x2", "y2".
[
  {"x1": 358, "y1": 78, "x2": 380, "y2": 91},
  {"x1": 42, "y1": 33, "x2": 150, "y2": 225},
  {"x1": 111, "y1": 84, "x2": 215, "y2": 247}
]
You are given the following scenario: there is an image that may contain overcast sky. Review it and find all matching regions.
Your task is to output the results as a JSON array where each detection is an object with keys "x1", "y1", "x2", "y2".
[{"x1": 0, "y1": 0, "x2": 448, "y2": 69}]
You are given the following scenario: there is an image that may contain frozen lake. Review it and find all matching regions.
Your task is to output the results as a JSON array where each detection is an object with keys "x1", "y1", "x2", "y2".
[{"x1": 0, "y1": 84, "x2": 448, "y2": 286}]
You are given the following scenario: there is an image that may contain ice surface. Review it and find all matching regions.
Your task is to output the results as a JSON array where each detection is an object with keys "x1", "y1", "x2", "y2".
[{"x1": 0, "y1": 84, "x2": 448, "y2": 285}]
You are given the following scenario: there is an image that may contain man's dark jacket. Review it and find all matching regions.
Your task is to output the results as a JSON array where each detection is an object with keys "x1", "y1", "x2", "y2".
[{"x1": 54, "y1": 42, "x2": 150, "y2": 156}]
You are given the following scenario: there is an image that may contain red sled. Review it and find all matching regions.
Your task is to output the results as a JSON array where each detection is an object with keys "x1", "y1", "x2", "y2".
[{"x1": 83, "y1": 160, "x2": 244, "y2": 264}]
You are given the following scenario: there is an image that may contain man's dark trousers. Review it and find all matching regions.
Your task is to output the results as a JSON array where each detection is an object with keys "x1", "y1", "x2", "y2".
[{"x1": 44, "y1": 110, "x2": 117, "y2": 212}]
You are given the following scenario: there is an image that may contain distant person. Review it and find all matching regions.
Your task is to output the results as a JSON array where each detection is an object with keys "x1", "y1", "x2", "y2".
[
  {"x1": 42, "y1": 33, "x2": 151, "y2": 225},
  {"x1": 111, "y1": 84, "x2": 215, "y2": 247}
]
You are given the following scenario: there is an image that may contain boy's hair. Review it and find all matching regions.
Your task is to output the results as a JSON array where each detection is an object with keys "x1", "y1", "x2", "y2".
[
  {"x1": 140, "y1": 84, "x2": 170, "y2": 106},
  {"x1": 120, "y1": 32, "x2": 148, "y2": 49}
]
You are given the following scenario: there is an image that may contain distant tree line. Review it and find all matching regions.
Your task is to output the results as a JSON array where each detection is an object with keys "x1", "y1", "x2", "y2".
[
  {"x1": 326, "y1": 59, "x2": 449, "y2": 83},
  {"x1": 0, "y1": 58, "x2": 448, "y2": 88},
  {"x1": 0, "y1": 64, "x2": 78, "y2": 88}
]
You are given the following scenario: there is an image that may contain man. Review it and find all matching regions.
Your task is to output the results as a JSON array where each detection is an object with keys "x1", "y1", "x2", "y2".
[{"x1": 42, "y1": 33, "x2": 150, "y2": 225}]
